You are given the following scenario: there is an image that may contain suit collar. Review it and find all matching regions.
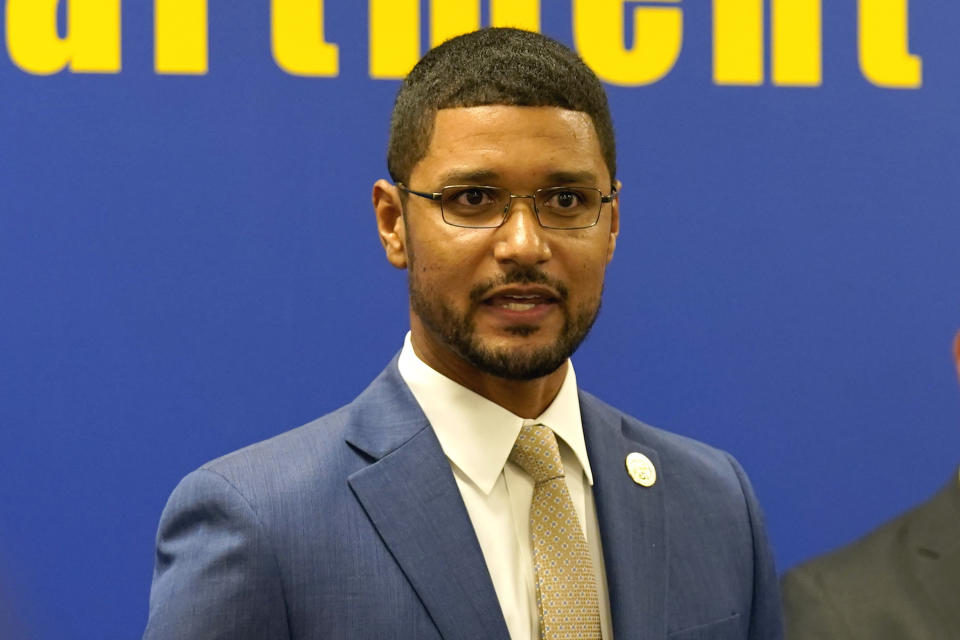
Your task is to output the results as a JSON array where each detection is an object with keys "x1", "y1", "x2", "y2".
[
  {"x1": 343, "y1": 354, "x2": 429, "y2": 460},
  {"x1": 580, "y1": 390, "x2": 667, "y2": 639},
  {"x1": 345, "y1": 358, "x2": 511, "y2": 640}
]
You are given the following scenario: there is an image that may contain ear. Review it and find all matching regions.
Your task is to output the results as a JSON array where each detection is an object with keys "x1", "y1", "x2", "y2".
[
  {"x1": 605, "y1": 180, "x2": 621, "y2": 264},
  {"x1": 953, "y1": 329, "x2": 960, "y2": 386},
  {"x1": 372, "y1": 179, "x2": 408, "y2": 270}
]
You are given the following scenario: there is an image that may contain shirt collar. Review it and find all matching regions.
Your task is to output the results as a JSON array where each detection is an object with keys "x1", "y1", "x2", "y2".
[{"x1": 397, "y1": 332, "x2": 593, "y2": 495}]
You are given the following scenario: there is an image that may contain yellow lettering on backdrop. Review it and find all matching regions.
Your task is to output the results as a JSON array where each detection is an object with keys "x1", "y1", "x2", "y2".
[
  {"x1": 434, "y1": 0, "x2": 542, "y2": 47},
  {"x1": 369, "y1": 0, "x2": 540, "y2": 79},
  {"x1": 369, "y1": 0, "x2": 419, "y2": 78},
  {"x1": 573, "y1": 0, "x2": 682, "y2": 86},
  {"x1": 271, "y1": 0, "x2": 339, "y2": 76},
  {"x1": 430, "y1": 0, "x2": 480, "y2": 49},
  {"x1": 713, "y1": 0, "x2": 762, "y2": 85},
  {"x1": 772, "y1": 0, "x2": 821, "y2": 86},
  {"x1": 491, "y1": 0, "x2": 540, "y2": 31},
  {"x1": 6, "y1": 0, "x2": 121, "y2": 74},
  {"x1": 155, "y1": 0, "x2": 207, "y2": 74},
  {"x1": 858, "y1": 0, "x2": 921, "y2": 88}
]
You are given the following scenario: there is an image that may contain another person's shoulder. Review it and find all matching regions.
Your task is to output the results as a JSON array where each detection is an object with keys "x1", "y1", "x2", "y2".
[
  {"x1": 784, "y1": 476, "x2": 957, "y2": 592},
  {"x1": 781, "y1": 474, "x2": 960, "y2": 638}
]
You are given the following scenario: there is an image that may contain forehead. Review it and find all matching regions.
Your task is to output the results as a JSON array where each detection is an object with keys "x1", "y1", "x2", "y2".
[{"x1": 411, "y1": 105, "x2": 609, "y2": 186}]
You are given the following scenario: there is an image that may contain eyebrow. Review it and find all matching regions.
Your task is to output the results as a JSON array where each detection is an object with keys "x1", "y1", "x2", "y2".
[
  {"x1": 435, "y1": 169, "x2": 500, "y2": 186},
  {"x1": 434, "y1": 169, "x2": 600, "y2": 188},
  {"x1": 544, "y1": 170, "x2": 599, "y2": 186}
]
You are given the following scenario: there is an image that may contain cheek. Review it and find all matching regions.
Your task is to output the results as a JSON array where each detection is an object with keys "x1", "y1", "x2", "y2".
[
  {"x1": 562, "y1": 252, "x2": 610, "y2": 300},
  {"x1": 409, "y1": 236, "x2": 482, "y2": 291},
  {"x1": 562, "y1": 240, "x2": 611, "y2": 273}
]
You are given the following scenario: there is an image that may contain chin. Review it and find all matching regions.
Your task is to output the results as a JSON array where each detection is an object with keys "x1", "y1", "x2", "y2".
[{"x1": 462, "y1": 335, "x2": 571, "y2": 381}]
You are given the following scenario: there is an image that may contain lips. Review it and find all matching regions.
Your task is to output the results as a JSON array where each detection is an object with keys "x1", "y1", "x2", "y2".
[{"x1": 483, "y1": 286, "x2": 559, "y2": 311}]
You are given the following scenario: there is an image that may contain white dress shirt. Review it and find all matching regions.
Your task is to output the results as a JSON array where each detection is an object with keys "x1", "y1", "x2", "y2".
[{"x1": 398, "y1": 333, "x2": 613, "y2": 640}]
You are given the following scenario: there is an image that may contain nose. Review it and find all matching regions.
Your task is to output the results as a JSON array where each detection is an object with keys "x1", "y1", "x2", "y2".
[{"x1": 492, "y1": 195, "x2": 552, "y2": 265}]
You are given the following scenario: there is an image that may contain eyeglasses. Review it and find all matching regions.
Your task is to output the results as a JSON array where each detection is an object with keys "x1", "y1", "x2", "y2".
[{"x1": 397, "y1": 183, "x2": 617, "y2": 230}]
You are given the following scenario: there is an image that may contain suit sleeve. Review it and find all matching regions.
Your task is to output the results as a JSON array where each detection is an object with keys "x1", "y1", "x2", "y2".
[
  {"x1": 780, "y1": 565, "x2": 853, "y2": 640},
  {"x1": 143, "y1": 468, "x2": 290, "y2": 640},
  {"x1": 725, "y1": 453, "x2": 785, "y2": 640}
]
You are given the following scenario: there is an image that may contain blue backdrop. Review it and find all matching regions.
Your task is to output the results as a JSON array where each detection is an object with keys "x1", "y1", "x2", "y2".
[{"x1": 2, "y1": 2, "x2": 958, "y2": 638}]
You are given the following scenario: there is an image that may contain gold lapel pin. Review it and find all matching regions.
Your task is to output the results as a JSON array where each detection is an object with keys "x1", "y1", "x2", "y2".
[{"x1": 625, "y1": 452, "x2": 657, "y2": 487}]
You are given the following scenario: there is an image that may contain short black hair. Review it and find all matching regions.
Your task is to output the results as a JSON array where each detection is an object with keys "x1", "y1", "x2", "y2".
[{"x1": 387, "y1": 28, "x2": 616, "y2": 185}]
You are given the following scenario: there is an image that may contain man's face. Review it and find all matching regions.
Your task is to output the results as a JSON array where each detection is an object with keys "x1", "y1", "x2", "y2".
[{"x1": 382, "y1": 105, "x2": 618, "y2": 382}]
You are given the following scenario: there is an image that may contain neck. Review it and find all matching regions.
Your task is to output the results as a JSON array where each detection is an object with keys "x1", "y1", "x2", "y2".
[{"x1": 409, "y1": 326, "x2": 568, "y2": 419}]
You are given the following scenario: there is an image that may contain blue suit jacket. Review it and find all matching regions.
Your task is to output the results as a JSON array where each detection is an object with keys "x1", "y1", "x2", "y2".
[{"x1": 144, "y1": 359, "x2": 783, "y2": 639}]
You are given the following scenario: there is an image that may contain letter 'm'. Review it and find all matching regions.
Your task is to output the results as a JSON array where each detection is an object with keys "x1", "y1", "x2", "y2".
[
  {"x1": 858, "y1": 0, "x2": 921, "y2": 88},
  {"x1": 772, "y1": 0, "x2": 821, "y2": 86},
  {"x1": 369, "y1": 0, "x2": 541, "y2": 80},
  {"x1": 713, "y1": 0, "x2": 763, "y2": 85},
  {"x1": 573, "y1": 0, "x2": 683, "y2": 86},
  {"x1": 155, "y1": 0, "x2": 207, "y2": 74},
  {"x1": 272, "y1": 0, "x2": 339, "y2": 77},
  {"x1": 369, "y1": 0, "x2": 419, "y2": 79}
]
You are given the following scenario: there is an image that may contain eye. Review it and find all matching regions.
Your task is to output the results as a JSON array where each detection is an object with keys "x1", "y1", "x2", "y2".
[
  {"x1": 543, "y1": 189, "x2": 584, "y2": 209},
  {"x1": 448, "y1": 187, "x2": 496, "y2": 207}
]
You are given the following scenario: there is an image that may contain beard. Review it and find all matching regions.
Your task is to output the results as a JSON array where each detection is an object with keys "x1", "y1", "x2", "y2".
[{"x1": 408, "y1": 263, "x2": 601, "y2": 381}]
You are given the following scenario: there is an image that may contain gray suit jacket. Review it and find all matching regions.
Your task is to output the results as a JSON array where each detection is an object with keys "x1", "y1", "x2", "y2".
[
  {"x1": 144, "y1": 357, "x2": 783, "y2": 639},
  {"x1": 781, "y1": 472, "x2": 960, "y2": 640}
]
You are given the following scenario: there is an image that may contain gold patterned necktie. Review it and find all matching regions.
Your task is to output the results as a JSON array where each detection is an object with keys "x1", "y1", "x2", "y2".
[{"x1": 510, "y1": 423, "x2": 602, "y2": 640}]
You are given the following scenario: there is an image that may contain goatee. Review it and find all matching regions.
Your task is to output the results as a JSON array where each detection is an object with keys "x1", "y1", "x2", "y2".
[{"x1": 409, "y1": 264, "x2": 601, "y2": 380}]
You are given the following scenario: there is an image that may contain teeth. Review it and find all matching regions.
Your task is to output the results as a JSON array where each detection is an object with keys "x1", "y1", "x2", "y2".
[{"x1": 501, "y1": 302, "x2": 536, "y2": 311}]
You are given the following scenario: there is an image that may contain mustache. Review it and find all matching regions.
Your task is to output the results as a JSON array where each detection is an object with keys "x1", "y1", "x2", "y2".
[{"x1": 468, "y1": 265, "x2": 569, "y2": 304}]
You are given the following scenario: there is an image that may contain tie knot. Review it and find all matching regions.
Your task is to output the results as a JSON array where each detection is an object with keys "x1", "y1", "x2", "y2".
[{"x1": 509, "y1": 423, "x2": 565, "y2": 483}]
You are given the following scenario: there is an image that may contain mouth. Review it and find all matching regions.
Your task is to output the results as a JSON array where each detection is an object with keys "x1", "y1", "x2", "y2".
[{"x1": 482, "y1": 286, "x2": 560, "y2": 312}]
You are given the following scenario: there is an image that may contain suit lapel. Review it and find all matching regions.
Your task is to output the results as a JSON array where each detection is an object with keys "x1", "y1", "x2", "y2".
[
  {"x1": 581, "y1": 392, "x2": 667, "y2": 639},
  {"x1": 345, "y1": 362, "x2": 509, "y2": 640}
]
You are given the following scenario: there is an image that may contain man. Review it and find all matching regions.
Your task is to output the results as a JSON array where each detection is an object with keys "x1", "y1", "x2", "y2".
[
  {"x1": 144, "y1": 28, "x2": 782, "y2": 639},
  {"x1": 781, "y1": 331, "x2": 960, "y2": 639}
]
